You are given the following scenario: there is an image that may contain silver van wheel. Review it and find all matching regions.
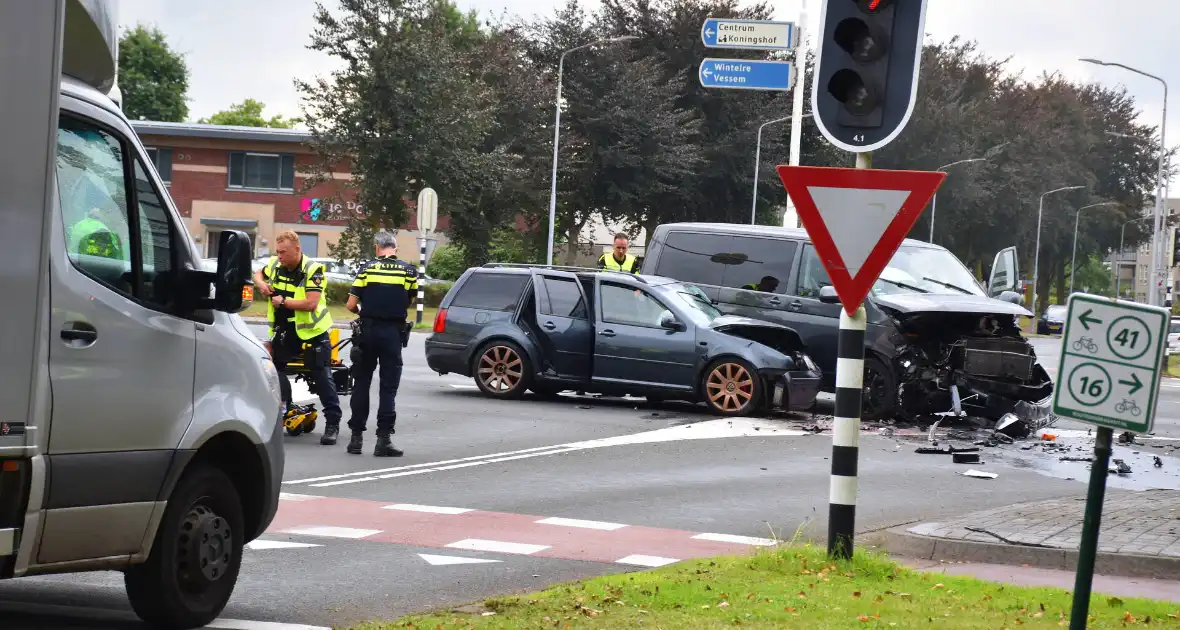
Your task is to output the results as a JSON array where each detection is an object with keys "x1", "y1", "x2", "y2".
[{"x1": 124, "y1": 464, "x2": 244, "y2": 628}]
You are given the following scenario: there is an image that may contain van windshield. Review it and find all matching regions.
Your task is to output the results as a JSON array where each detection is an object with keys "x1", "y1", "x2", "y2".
[{"x1": 871, "y1": 244, "x2": 986, "y2": 298}]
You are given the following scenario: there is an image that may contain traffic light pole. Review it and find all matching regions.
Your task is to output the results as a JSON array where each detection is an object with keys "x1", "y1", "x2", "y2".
[{"x1": 828, "y1": 149, "x2": 871, "y2": 561}]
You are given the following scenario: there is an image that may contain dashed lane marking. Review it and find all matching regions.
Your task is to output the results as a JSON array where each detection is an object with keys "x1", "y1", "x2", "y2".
[
  {"x1": 267, "y1": 494, "x2": 781, "y2": 567},
  {"x1": 280, "y1": 525, "x2": 381, "y2": 539},
  {"x1": 418, "y1": 553, "x2": 502, "y2": 566},
  {"x1": 384, "y1": 503, "x2": 474, "y2": 514},
  {"x1": 246, "y1": 539, "x2": 323, "y2": 550},
  {"x1": 615, "y1": 554, "x2": 680, "y2": 567},
  {"x1": 445, "y1": 539, "x2": 551, "y2": 555},
  {"x1": 692, "y1": 532, "x2": 778, "y2": 546},
  {"x1": 536, "y1": 516, "x2": 629, "y2": 531}
]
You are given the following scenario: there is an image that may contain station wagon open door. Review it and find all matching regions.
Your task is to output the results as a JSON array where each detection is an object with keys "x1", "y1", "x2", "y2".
[{"x1": 987, "y1": 246, "x2": 1019, "y2": 298}]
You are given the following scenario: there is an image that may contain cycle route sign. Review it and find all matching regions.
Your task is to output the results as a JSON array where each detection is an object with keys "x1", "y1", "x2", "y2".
[{"x1": 1052, "y1": 293, "x2": 1169, "y2": 433}]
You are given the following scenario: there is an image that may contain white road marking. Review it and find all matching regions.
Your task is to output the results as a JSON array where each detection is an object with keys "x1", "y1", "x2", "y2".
[
  {"x1": 286, "y1": 418, "x2": 807, "y2": 487},
  {"x1": 278, "y1": 492, "x2": 323, "y2": 501},
  {"x1": 615, "y1": 554, "x2": 680, "y2": 567},
  {"x1": 445, "y1": 539, "x2": 550, "y2": 555},
  {"x1": 536, "y1": 516, "x2": 628, "y2": 530},
  {"x1": 246, "y1": 539, "x2": 323, "y2": 550},
  {"x1": 418, "y1": 553, "x2": 503, "y2": 566},
  {"x1": 281, "y1": 526, "x2": 381, "y2": 539},
  {"x1": 449, "y1": 383, "x2": 479, "y2": 389},
  {"x1": 384, "y1": 503, "x2": 474, "y2": 514},
  {"x1": 692, "y1": 532, "x2": 778, "y2": 546}
]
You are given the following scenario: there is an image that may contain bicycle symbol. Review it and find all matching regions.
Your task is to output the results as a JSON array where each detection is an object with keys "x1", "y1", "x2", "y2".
[
  {"x1": 1072, "y1": 336, "x2": 1099, "y2": 353},
  {"x1": 1114, "y1": 399, "x2": 1141, "y2": 417}
]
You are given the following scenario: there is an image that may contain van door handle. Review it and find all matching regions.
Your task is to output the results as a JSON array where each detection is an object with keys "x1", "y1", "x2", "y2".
[
  {"x1": 767, "y1": 296, "x2": 782, "y2": 306},
  {"x1": 599, "y1": 329, "x2": 616, "y2": 337},
  {"x1": 543, "y1": 321, "x2": 557, "y2": 330},
  {"x1": 61, "y1": 322, "x2": 97, "y2": 347},
  {"x1": 788, "y1": 301, "x2": 803, "y2": 312}
]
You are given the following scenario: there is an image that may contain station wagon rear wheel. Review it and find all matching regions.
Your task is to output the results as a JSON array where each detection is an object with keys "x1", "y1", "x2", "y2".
[
  {"x1": 474, "y1": 341, "x2": 532, "y2": 399},
  {"x1": 703, "y1": 358, "x2": 762, "y2": 416}
]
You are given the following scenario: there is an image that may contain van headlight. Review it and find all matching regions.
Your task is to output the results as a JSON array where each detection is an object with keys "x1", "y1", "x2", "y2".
[{"x1": 261, "y1": 357, "x2": 281, "y2": 402}]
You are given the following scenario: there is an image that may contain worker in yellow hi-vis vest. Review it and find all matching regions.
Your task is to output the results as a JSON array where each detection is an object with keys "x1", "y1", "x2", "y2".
[
  {"x1": 253, "y1": 230, "x2": 342, "y2": 445},
  {"x1": 597, "y1": 232, "x2": 639, "y2": 273}
]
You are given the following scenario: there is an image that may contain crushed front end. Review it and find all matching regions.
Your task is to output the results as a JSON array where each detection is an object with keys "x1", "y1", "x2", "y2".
[{"x1": 889, "y1": 310, "x2": 1054, "y2": 429}]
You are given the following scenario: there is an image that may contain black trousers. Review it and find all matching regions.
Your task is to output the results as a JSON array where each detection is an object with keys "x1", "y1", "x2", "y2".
[
  {"x1": 272, "y1": 328, "x2": 342, "y2": 425},
  {"x1": 347, "y1": 321, "x2": 403, "y2": 435}
]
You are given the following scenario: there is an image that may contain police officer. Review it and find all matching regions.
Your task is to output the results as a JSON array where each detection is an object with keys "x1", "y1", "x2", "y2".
[
  {"x1": 344, "y1": 230, "x2": 418, "y2": 457},
  {"x1": 742, "y1": 276, "x2": 780, "y2": 293},
  {"x1": 598, "y1": 233, "x2": 639, "y2": 273},
  {"x1": 253, "y1": 231, "x2": 343, "y2": 445}
]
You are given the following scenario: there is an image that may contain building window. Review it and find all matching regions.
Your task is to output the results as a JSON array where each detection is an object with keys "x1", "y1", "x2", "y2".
[
  {"x1": 228, "y1": 151, "x2": 295, "y2": 191},
  {"x1": 145, "y1": 147, "x2": 173, "y2": 184},
  {"x1": 297, "y1": 232, "x2": 319, "y2": 257}
]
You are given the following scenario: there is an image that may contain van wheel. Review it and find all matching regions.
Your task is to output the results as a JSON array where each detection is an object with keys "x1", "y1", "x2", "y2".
[
  {"x1": 862, "y1": 356, "x2": 897, "y2": 422},
  {"x1": 473, "y1": 341, "x2": 532, "y2": 399},
  {"x1": 124, "y1": 464, "x2": 244, "y2": 629},
  {"x1": 702, "y1": 358, "x2": 762, "y2": 416}
]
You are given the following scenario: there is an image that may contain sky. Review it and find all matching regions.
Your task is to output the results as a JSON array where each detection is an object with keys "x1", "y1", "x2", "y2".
[{"x1": 117, "y1": 0, "x2": 1179, "y2": 183}]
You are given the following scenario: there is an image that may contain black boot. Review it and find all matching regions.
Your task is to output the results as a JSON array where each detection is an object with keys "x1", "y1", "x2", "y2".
[
  {"x1": 373, "y1": 433, "x2": 403, "y2": 457},
  {"x1": 320, "y1": 423, "x2": 339, "y2": 446},
  {"x1": 346, "y1": 430, "x2": 364, "y2": 455}
]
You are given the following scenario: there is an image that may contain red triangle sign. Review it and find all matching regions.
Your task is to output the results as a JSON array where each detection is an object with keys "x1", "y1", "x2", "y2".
[{"x1": 775, "y1": 166, "x2": 947, "y2": 316}]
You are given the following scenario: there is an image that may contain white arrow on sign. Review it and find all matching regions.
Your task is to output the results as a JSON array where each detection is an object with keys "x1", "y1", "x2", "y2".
[{"x1": 418, "y1": 553, "x2": 502, "y2": 566}]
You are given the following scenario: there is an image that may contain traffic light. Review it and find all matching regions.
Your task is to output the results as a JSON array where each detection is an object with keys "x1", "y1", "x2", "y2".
[{"x1": 811, "y1": 0, "x2": 929, "y2": 153}]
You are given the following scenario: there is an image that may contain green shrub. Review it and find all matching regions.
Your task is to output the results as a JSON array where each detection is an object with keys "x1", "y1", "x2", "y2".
[
  {"x1": 422, "y1": 281, "x2": 453, "y2": 308},
  {"x1": 427, "y1": 245, "x2": 467, "y2": 281},
  {"x1": 324, "y1": 280, "x2": 351, "y2": 305}
]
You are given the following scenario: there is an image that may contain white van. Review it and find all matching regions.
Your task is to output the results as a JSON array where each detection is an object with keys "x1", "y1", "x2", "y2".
[{"x1": 1, "y1": 1, "x2": 284, "y2": 628}]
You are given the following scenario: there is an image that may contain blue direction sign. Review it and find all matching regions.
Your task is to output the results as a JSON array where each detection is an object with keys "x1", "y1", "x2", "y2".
[
  {"x1": 701, "y1": 18, "x2": 795, "y2": 50},
  {"x1": 698, "y1": 58, "x2": 794, "y2": 91}
]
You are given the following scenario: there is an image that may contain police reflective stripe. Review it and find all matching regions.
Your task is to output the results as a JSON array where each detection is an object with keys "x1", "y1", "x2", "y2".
[{"x1": 296, "y1": 307, "x2": 330, "y2": 329}]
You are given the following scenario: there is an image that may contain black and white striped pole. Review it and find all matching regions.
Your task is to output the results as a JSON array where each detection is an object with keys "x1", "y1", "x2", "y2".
[
  {"x1": 829, "y1": 301, "x2": 866, "y2": 559},
  {"x1": 416, "y1": 238, "x2": 426, "y2": 324}
]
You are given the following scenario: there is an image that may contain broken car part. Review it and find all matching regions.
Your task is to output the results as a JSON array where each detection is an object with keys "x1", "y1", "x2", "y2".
[{"x1": 952, "y1": 452, "x2": 982, "y2": 464}]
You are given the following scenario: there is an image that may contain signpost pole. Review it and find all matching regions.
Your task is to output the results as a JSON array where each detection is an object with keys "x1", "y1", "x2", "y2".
[
  {"x1": 828, "y1": 149, "x2": 872, "y2": 560},
  {"x1": 1069, "y1": 426, "x2": 1113, "y2": 630},
  {"x1": 417, "y1": 236, "x2": 427, "y2": 324}
]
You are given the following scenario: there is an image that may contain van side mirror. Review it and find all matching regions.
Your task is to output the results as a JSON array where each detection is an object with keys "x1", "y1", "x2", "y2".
[
  {"x1": 818, "y1": 286, "x2": 840, "y2": 304},
  {"x1": 213, "y1": 230, "x2": 254, "y2": 312}
]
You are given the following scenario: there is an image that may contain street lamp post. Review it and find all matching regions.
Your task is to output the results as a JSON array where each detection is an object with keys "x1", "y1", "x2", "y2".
[
  {"x1": 751, "y1": 113, "x2": 812, "y2": 225},
  {"x1": 1081, "y1": 58, "x2": 1168, "y2": 305},
  {"x1": 1032, "y1": 185, "x2": 1086, "y2": 317},
  {"x1": 545, "y1": 35, "x2": 639, "y2": 266},
  {"x1": 928, "y1": 143, "x2": 1007, "y2": 243},
  {"x1": 1070, "y1": 201, "x2": 1119, "y2": 295},
  {"x1": 1117, "y1": 215, "x2": 1154, "y2": 298}
]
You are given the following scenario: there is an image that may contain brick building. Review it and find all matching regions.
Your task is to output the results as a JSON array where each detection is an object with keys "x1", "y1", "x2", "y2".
[{"x1": 130, "y1": 120, "x2": 449, "y2": 260}]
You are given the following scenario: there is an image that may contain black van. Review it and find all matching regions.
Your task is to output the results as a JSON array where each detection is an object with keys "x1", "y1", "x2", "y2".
[{"x1": 641, "y1": 223, "x2": 1053, "y2": 426}]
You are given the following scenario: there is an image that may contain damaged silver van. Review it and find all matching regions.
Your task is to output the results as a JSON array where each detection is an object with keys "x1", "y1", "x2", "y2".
[{"x1": 642, "y1": 223, "x2": 1052, "y2": 427}]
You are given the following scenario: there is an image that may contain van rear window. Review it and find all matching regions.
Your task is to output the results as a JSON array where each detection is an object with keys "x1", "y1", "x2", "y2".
[{"x1": 450, "y1": 273, "x2": 528, "y2": 311}]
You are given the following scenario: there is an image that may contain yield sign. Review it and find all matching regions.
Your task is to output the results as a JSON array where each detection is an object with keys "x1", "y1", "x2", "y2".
[{"x1": 775, "y1": 166, "x2": 946, "y2": 315}]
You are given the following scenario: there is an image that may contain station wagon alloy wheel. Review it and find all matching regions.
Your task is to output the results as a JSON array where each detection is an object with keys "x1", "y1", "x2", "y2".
[
  {"x1": 474, "y1": 341, "x2": 533, "y2": 399},
  {"x1": 704, "y1": 360, "x2": 759, "y2": 415}
]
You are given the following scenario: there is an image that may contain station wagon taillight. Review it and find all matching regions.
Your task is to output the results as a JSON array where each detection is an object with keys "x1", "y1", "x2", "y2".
[{"x1": 433, "y1": 308, "x2": 448, "y2": 333}]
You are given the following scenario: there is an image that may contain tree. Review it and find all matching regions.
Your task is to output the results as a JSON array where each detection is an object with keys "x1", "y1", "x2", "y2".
[
  {"x1": 199, "y1": 98, "x2": 300, "y2": 128},
  {"x1": 118, "y1": 24, "x2": 189, "y2": 122},
  {"x1": 298, "y1": 0, "x2": 502, "y2": 264}
]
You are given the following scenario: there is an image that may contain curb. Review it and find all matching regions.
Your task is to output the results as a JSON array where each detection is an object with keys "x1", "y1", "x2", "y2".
[{"x1": 862, "y1": 526, "x2": 1180, "y2": 580}]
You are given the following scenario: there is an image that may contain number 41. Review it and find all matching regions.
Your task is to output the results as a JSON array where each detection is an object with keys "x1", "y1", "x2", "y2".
[{"x1": 1114, "y1": 328, "x2": 1139, "y2": 348}]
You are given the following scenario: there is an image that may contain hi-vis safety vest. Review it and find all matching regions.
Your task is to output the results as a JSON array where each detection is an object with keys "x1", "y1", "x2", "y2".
[
  {"x1": 600, "y1": 253, "x2": 638, "y2": 273},
  {"x1": 265, "y1": 255, "x2": 333, "y2": 340}
]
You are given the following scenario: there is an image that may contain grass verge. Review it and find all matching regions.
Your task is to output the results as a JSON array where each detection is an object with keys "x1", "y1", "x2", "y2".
[
  {"x1": 241, "y1": 303, "x2": 438, "y2": 329},
  {"x1": 1168, "y1": 354, "x2": 1180, "y2": 378},
  {"x1": 350, "y1": 545, "x2": 1180, "y2": 629}
]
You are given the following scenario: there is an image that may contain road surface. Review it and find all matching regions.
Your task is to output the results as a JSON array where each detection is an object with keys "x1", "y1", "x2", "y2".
[{"x1": 2, "y1": 330, "x2": 1175, "y2": 629}]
